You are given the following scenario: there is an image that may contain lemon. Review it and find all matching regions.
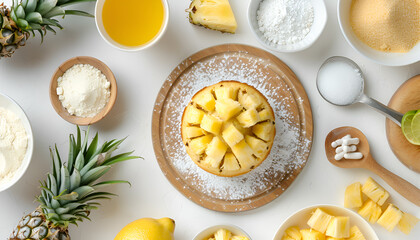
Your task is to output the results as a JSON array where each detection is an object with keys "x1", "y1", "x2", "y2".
[
  {"x1": 114, "y1": 217, "x2": 175, "y2": 240},
  {"x1": 401, "y1": 110, "x2": 420, "y2": 145}
]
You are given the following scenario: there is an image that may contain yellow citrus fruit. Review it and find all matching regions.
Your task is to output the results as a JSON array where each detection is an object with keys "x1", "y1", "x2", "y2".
[{"x1": 114, "y1": 217, "x2": 175, "y2": 240}]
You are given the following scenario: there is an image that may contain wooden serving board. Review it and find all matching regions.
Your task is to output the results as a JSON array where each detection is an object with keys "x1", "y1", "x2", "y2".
[
  {"x1": 152, "y1": 44, "x2": 313, "y2": 212},
  {"x1": 386, "y1": 75, "x2": 420, "y2": 173}
]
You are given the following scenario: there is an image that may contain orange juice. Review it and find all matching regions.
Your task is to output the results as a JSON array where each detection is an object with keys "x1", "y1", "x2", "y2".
[{"x1": 102, "y1": 0, "x2": 164, "y2": 47}]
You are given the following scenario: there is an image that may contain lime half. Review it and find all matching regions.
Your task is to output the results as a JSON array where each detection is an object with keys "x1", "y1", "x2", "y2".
[
  {"x1": 401, "y1": 110, "x2": 419, "y2": 145},
  {"x1": 411, "y1": 110, "x2": 420, "y2": 144}
]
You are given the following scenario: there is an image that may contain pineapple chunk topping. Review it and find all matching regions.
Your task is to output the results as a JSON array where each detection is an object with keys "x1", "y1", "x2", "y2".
[
  {"x1": 259, "y1": 108, "x2": 273, "y2": 121},
  {"x1": 185, "y1": 126, "x2": 206, "y2": 138},
  {"x1": 222, "y1": 153, "x2": 240, "y2": 171},
  {"x1": 238, "y1": 91, "x2": 262, "y2": 109},
  {"x1": 215, "y1": 85, "x2": 237, "y2": 100},
  {"x1": 185, "y1": 106, "x2": 205, "y2": 124},
  {"x1": 204, "y1": 136, "x2": 228, "y2": 168},
  {"x1": 397, "y1": 212, "x2": 419, "y2": 235},
  {"x1": 377, "y1": 204, "x2": 403, "y2": 232},
  {"x1": 237, "y1": 108, "x2": 260, "y2": 128},
  {"x1": 245, "y1": 135, "x2": 268, "y2": 158},
  {"x1": 189, "y1": 135, "x2": 213, "y2": 155},
  {"x1": 282, "y1": 226, "x2": 302, "y2": 240},
  {"x1": 348, "y1": 226, "x2": 366, "y2": 240},
  {"x1": 300, "y1": 229, "x2": 325, "y2": 240},
  {"x1": 344, "y1": 182, "x2": 363, "y2": 208},
  {"x1": 222, "y1": 124, "x2": 244, "y2": 147},
  {"x1": 325, "y1": 216, "x2": 349, "y2": 238},
  {"x1": 195, "y1": 92, "x2": 216, "y2": 111},
  {"x1": 252, "y1": 121, "x2": 274, "y2": 141},
  {"x1": 361, "y1": 177, "x2": 389, "y2": 206},
  {"x1": 307, "y1": 208, "x2": 334, "y2": 233},
  {"x1": 215, "y1": 98, "x2": 242, "y2": 121},
  {"x1": 358, "y1": 200, "x2": 382, "y2": 223},
  {"x1": 231, "y1": 140, "x2": 257, "y2": 169},
  {"x1": 201, "y1": 114, "x2": 223, "y2": 135}
]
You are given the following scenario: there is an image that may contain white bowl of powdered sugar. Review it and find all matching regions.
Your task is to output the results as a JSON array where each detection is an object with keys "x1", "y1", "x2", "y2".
[
  {"x1": 248, "y1": 0, "x2": 327, "y2": 52},
  {"x1": 0, "y1": 93, "x2": 33, "y2": 192}
]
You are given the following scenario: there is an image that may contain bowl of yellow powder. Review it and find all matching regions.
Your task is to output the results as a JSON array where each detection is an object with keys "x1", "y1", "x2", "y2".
[{"x1": 338, "y1": 0, "x2": 420, "y2": 66}]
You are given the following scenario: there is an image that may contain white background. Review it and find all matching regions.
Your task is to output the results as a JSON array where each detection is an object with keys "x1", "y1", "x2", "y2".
[{"x1": 1, "y1": 0, "x2": 419, "y2": 239}]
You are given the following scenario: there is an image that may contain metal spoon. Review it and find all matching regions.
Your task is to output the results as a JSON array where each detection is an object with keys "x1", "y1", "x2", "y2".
[{"x1": 317, "y1": 56, "x2": 403, "y2": 126}]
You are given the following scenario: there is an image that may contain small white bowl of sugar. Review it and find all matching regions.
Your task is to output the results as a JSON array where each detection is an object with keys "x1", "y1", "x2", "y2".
[{"x1": 248, "y1": 0, "x2": 327, "y2": 52}]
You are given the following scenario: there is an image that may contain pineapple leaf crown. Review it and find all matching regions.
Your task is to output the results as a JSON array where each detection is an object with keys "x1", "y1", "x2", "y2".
[{"x1": 37, "y1": 126, "x2": 140, "y2": 227}]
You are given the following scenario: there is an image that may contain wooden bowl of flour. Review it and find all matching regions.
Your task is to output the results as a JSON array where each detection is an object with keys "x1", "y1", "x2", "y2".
[{"x1": 49, "y1": 56, "x2": 117, "y2": 125}]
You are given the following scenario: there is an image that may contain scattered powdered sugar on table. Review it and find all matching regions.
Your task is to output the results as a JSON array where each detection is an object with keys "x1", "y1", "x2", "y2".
[{"x1": 161, "y1": 52, "x2": 311, "y2": 201}]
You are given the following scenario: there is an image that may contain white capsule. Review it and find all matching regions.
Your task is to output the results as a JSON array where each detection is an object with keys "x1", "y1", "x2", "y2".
[
  {"x1": 335, "y1": 152, "x2": 345, "y2": 160},
  {"x1": 343, "y1": 138, "x2": 359, "y2": 146},
  {"x1": 336, "y1": 146, "x2": 344, "y2": 153},
  {"x1": 332, "y1": 135, "x2": 351, "y2": 148},
  {"x1": 343, "y1": 145, "x2": 357, "y2": 153},
  {"x1": 344, "y1": 152, "x2": 363, "y2": 159}
]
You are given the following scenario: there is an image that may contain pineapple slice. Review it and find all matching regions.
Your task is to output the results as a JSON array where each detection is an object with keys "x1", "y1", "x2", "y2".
[
  {"x1": 215, "y1": 98, "x2": 242, "y2": 121},
  {"x1": 214, "y1": 85, "x2": 237, "y2": 100},
  {"x1": 195, "y1": 92, "x2": 216, "y2": 111},
  {"x1": 236, "y1": 108, "x2": 260, "y2": 128},
  {"x1": 344, "y1": 182, "x2": 363, "y2": 208},
  {"x1": 358, "y1": 200, "x2": 382, "y2": 223},
  {"x1": 222, "y1": 124, "x2": 244, "y2": 147},
  {"x1": 201, "y1": 114, "x2": 223, "y2": 135},
  {"x1": 377, "y1": 204, "x2": 403, "y2": 232},
  {"x1": 185, "y1": 106, "x2": 205, "y2": 124},
  {"x1": 231, "y1": 140, "x2": 256, "y2": 169},
  {"x1": 307, "y1": 208, "x2": 334, "y2": 233},
  {"x1": 347, "y1": 226, "x2": 366, "y2": 240},
  {"x1": 238, "y1": 91, "x2": 262, "y2": 109},
  {"x1": 252, "y1": 121, "x2": 274, "y2": 141},
  {"x1": 362, "y1": 177, "x2": 389, "y2": 206},
  {"x1": 397, "y1": 212, "x2": 419, "y2": 235},
  {"x1": 185, "y1": 126, "x2": 206, "y2": 138},
  {"x1": 214, "y1": 228, "x2": 231, "y2": 240},
  {"x1": 245, "y1": 135, "x2": 268, "y2": 158},
  {"x1": 222, "y1": 153, "x2": 240, "y2": 171},
  {"x1": 259, "y1": 108, "x2": 273, "y2": 121},
  {"x1": 186, "y1": 0, "x2": 238, "y2": 34},
  {"x1": 231, "y1": 237, "x2": 250, "y2": 240},
  {"x1": 282, "y1": 226, "x2": 302, "y2": 240},
  {"x1": 325, "y1": 216, "x2": 350, "y2": 238},
  {"x1": 189, "y1": 135, "x2": 213, "y2": 155},
  {"x1": 204, "y1": 136, "x2": 227, "y2": 168},
  {"x1": 300, "y1": 229, "x2": 325, "y2": 240}
]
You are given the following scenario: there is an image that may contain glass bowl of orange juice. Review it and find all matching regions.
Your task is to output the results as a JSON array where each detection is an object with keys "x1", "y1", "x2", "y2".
[{"x1": 95, "y1": 0, "x2": 169, "y2": 51}]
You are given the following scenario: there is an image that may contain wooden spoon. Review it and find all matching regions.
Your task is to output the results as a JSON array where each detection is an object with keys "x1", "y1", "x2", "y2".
[{"x1": 325, "y1": 126, "x2": 420, "y2": 207}]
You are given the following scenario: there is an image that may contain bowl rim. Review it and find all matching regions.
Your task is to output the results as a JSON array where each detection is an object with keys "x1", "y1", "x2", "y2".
[
  {"x1": 337, "y1": 0, "x2": 420, "y2": 66},
  {"x1": 193, "y1": 224, "x2": 252, "y2": 240},
  {"x1": 94, "y1": 0, "x2": 170, "y2": 52},
  {"x1": 0, "y1": 92, "x2": 34, "y2": 192},
  {"x1": 247, "y1": 0, "x2": 328, "y2": 53},
  {"x1": 272, "y1": 204, "x2": 379, "y2": 240},
  {"x1": 49, "y1": 56, "x2": 117, "y2": 126}
]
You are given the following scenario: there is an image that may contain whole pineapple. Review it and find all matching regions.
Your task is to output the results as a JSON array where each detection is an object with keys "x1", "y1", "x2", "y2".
[
  {"x1": 9, "y1": 127, "x2": 139, "y2": 239},
  {"x1": 0, "y1": 0, "x2": 95, "y2": 58}
]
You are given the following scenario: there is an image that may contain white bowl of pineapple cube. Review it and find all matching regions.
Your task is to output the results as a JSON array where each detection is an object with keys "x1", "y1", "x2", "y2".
[
  {"x1": 273, "y1": 205, "x2": 379, "y2": 240},
  {"x1": 194, "y1": 225, "x2": 252, "y2": 240}
]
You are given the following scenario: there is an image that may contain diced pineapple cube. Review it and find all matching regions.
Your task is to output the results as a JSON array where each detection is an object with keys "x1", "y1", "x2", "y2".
[
  {"x1": 358, "y1": 200, "x2": 382, "y2": 223},
  {"x1": 195, "y1": 92, "x2": 216, "y2": 112},
  {"x1": 362, "y1": 177, "x2": 389, "y2": 206},
  {"x1": 214, "y1": 228, "x2": 231, "y2": 240},
  {"x1": 236, "y1": 108, "x2": 260, "y2": 128},
  {"x1": 307, "y1": 208, "x2": 333, "y2": 233},
  {"x1": 215, "y1": 99, "x2": 242, "y2": 120},
  {"x1": 200, "y1": 114, "x2": 223, "y2": 135},
  {"x1": 222, "y1": 124, "x2": 244, "y2": 147},
  {"x1": 238, "y1": 91, "x2": 262, "y2": 109},
  {"x1": 185, "y1": 126, "x2": 206, "y2": 138},
  {"x1": 258, "y1": 108, "x2": 273, "y2": 121},
  {"x1": 282, "y1": 226, "x2": 302, "y2": 240},
  {"x1": 204, "y1": 136, "x2": 228, "y2": 168},
  {"x1": 214, "y1": 85, "x2": 237, "y2": 100},
  {"x1": 397, "y1": 212, "x2": 419, "y2": 235},
  {"x1": 344, "y1": 182, "x2": 363, "y2": 208},
  {"x1": 377, "y1": 204, "x2": 403, "y2": 232},
  {"x1": 231, "y1": 236, "x2": 250, "y2": 240},
  {"x1": 252, "y1": 121, "x2": 274, "y2": 141},
  {"x1": 222, "y1": 153, "x2": 240, "y2": 171},
  {"x1": 300, "y1": 229, "x2": 325, "y2": 240},
  {"x1": 325, "y1": 216, "x2": 350, "y2": 238},
  {"x1": 245, "y1": 135, "x2": 268, "y2": 158},
  {"x1": 185, "y1": 106, "x2": 205, "y2": 124},
  {"x1": 189, "y1": 135, "x2": 213, "y2": 155},
  {"x1": 231, "y1": 140, "x2": 256, "y2": 169},
  {"x1": 347, "y1": 226, "x2": 366, "y2": 240}
]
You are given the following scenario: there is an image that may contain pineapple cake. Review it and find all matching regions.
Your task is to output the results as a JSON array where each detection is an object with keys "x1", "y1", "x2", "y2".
[{"x1": 181, "y1": 81, "x2": 276, "y2": 177}]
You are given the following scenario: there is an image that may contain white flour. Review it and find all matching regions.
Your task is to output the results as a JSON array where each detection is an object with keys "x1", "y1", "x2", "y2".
[
  {"x1": 57, "y1": 64, "x2": 111, "y2": 118},
  {"x1": 0, "y1": 107, "x2": 28, "y2": 184},
  {"x1": 257, "y1": 0, "x2": 314, "y2": 45},
  {"x1": 159, "y1": 51, "x2": 312, "y2": 205}
]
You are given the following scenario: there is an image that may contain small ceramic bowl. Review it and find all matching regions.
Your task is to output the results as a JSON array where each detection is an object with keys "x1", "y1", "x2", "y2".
[
  {"x1": 248, "y1": 0, "x2": 327, "y2": 52},
  {"x1": 49, "y1": 56, "x2": 117, "y2": 125},
  {"x1": 95, "y1": 0, "x2": 169, "y2": 51},
  {"x1": 272, "y1": 204, "x2": 379, "y2": 240},
  {"x1": 194, "y1": 225, "x2": 252, "y2": 240},
  {"x1": 0, "y1": 93, "x2": 33, "y2": 192},
  {"x1": 338, "y1": 0, "x2": 420, "y2": 66}
]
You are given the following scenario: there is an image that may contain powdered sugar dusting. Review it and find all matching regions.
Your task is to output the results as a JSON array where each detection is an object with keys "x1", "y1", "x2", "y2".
[{"x1": 159, "y1": 51, "x2": 312, "y2": 202}]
